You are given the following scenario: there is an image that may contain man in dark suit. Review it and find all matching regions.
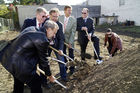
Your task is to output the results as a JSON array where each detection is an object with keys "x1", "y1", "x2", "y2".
[
  {"x1": 43, "y1": 8, "x2": 67, "y2": 82},
  {"x1": 21, "y1": 7, "x2": 48, "y2": 31},
  {"x1": 0, "y1": 20, "x2": 58, "y2": 93},
  {"x1": 21, "y1": 7, "x2": 51, "y2": 88},
  {"x1": 77, "y1": 8, "x2": 102, "y2": 61}
]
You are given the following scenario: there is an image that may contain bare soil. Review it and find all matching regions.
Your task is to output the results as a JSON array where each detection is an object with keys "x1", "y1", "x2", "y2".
[{"x1": 0, "y1": 28, "x2": 140, "y2": 93}]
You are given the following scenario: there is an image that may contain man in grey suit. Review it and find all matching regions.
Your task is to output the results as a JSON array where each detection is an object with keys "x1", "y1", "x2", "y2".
[{"x1": 59, "y1": 5, "x2": 76, "y2": 74}]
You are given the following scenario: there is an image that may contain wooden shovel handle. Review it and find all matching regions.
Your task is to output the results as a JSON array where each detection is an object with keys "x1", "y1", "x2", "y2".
[
  {"x1": 64, "y1": 42, "x2": 69, "y2": 47},
  {"x1": 49, "y1": 46, "x2": 59, "y2": 53}
]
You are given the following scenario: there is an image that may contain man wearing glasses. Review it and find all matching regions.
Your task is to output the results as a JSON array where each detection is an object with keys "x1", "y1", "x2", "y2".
[
  {"x1": 40, "y1": 8, "x2": 67, "y2": 84},
  {"x1": 21, "y1": 7, "x2": 48, "y2": 31},
  {"x1": 77, "y1": 8, "x2": 102, "y2": 61}
]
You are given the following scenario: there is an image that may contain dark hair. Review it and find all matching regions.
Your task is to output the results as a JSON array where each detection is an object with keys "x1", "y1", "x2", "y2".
[
  {"x1": 64, "y1": 5, "x2": 72, "y2": 11},
  {"x1": 49, "y1": 8, "x2": 59, "y2": 15},
  {"x1": 107, "y1": 28, "x2": 112, "y2": 32}
]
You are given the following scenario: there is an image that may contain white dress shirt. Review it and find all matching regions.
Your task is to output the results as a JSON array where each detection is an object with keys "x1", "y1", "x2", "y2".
[
  {"x1": 63, "y1": 16, "x2": 70, "y2": 33},
  {"x1": 36, "y1": 19, "x2": 41, "y2": 29}
]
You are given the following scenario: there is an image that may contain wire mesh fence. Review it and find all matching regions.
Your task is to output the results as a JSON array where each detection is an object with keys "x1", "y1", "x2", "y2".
[{"x1": 0, "y1": 17, "x2": 14, "y2": 32}]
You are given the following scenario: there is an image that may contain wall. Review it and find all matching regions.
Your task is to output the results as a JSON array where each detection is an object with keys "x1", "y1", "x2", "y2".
[
  {"x1": 101, "y1": 0, "x2": 140, "y2": 26},
  {"x1": 87, "y1": 0, "x2": 101, "y2": 5},
  {"x1": 16, "y1": 4, "x2": 101, "y2": 27}
]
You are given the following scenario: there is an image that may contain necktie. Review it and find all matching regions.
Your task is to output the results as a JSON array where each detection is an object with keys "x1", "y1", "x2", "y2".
[
  {"x1": 38, "y1": 23, "x2": 41, "y2": 28},
  {"x1": 64, "y1": 18, "x2": 68, "y2": 33}
]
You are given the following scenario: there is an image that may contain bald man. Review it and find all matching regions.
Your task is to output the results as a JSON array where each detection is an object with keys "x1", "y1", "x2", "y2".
[{"x1": 77, "y1": 8, "x2": 102, "y2": 61}]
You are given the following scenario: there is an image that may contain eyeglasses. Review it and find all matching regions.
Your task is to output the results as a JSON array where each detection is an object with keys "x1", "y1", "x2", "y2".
[
  {"x1": 52, "y1": 16, "x2": 59, "y2": 18},
  {"x1": 82, "y1": 12, "x2": 87, "y2": 14},
  {"x1": 42, "y1": 16, "x2": 47, "y2": 18}
]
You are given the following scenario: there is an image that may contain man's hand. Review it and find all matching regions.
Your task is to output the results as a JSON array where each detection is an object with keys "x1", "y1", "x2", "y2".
[
  {"x1": 88, "y1": 35, "x2": 91, "y2": 41},
  {"x1": 82, "y1": 27, "x2": 88, "y2": 31},
  {"x1": 68, "y1": 43, "x2": 72, "y2": 48},
  {"x1": 58, "y1": 50, "x2": 63, "y2": 55},
  {"x1": 48, "y1": 75, "x2": 55, "y2": 83}
]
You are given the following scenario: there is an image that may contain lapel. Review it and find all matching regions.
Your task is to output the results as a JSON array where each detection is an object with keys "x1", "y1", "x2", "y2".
[
  {"x1": 82, "y1": 17, "x2": 89, "y2": 26},
  {"x1": 85, "y1": 18, "x2": 89, "y2": 24},
  {"x1": 66, "y1": 16, "x2": 72, "y2": 30},
  {"x1": 33, "y1": 18, "x2": 37, "y2": 26},
  {"x1": 61, "y1": 15, "x2": 65, "y2": 24}
]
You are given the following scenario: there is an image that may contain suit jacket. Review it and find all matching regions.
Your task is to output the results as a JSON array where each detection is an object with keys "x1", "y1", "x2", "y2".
[
  {"x1": 59, "y1": 15, "x2": 76, "y2": 47},
  {"x1": 21, "y1": 17, "x2": 37, "y2": 31},
  {"x1": 104, "y1": 32, "x2": 122, "y2": 54},
  {"x1": 77, "y1": 17, "x2": 95, "y2": 44},
  {"x1": 44, "y1": 18, "x2": 65, "y2": 50},
  {"x1": 1, "y1": 27, "x2": 51, "y2": 84}
]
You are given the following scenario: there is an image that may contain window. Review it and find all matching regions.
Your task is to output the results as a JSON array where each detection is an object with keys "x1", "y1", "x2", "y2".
[{"x1": 119, "y1": 0, "x2": 125, "y2": 6}]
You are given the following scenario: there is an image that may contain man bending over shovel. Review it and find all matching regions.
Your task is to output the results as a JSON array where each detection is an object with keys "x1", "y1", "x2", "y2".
[{"x1": 0, "y1": 20, "x2": 58, "y2": 93}]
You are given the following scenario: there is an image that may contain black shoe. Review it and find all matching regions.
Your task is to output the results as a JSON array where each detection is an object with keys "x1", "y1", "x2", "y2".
[
  {"x1": 42, "y1": 83, "x2": 51, "y2": 89},
  {"x1": 70, "y1": 70, "x2": 74, "y2": 75},
  {"x1": 94, "y1": 56, "x2": 103, "y2": 60},
  {"x1": 94, "y1": 56, "x2": 98, "y2": 60},
  {"x1": 81, "y1": 58, "x2": 85, "y2": 61}
]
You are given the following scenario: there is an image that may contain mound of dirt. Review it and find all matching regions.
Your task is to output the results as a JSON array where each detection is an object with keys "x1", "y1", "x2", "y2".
[
  {"x1": 62, "y1": 46, "x2": 140, "y2": 93},
  {"x1": 39, "y1": 46, "x2": 140, "y2": 93}
]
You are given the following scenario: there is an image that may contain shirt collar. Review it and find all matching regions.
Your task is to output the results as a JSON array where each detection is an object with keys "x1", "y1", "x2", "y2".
[
  {"x1": 64, "y1": 15, "x2": 70, "y2": 20},
  {"x1": 83, "y1": 16, "x2": 88, "y2": 20},
  {"x1": 36, "y1": 19, "x2": 39, "y2": 29}
]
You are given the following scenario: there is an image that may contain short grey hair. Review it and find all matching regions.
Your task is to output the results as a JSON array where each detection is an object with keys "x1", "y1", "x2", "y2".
[
  {"x1": 44, "y1": 20, "x2": 59, "y2": 30},
  {"x1": 36, "y1": 7, "x2": 47, "y2": 14},
  {"x1": 82, "y1": 8, "x2": 89, "y2": 13}
]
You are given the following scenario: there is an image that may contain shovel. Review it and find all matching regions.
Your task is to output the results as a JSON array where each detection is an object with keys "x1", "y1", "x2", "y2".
[
  {"x1": 46, "y1": 57, "x2": 75, "y2": 67},
  {"x1": 85, "y1": 30, "x2": 103, "y2": 64},
  {"x1": 64, "y1": 42, "x2": 80, "y2": 54},
  {"x1": 49, "y1": 46, "x2": 74, "y2": 61},
  {"x1": 36, "y1": 64, "x2": 67, "y2": 89},
  {"x1": 47, "y1": 57, "x2": 66, "y2": 65}
]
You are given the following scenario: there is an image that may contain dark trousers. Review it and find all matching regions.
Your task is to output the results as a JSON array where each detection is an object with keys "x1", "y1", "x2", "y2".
[
  {"x1": 79, "y1": 36, "x2": 100, "y2": 60},
  {"x1": 13, "y1": 74, "x2": 42, "y2": 93},
  {"x1": 63, "y1": 45, "x2": 75, "y2": 72},
  {"x1": 107, "y1": 45, "x2": 118, "y2": 57},
  {"x1": 48, "y1": 47, "x2": 67, "y2": 79}
]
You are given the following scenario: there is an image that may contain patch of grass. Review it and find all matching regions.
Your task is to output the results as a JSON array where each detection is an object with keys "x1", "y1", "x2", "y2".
[{"x1": 96, "y1": 24, "x2": 140, "y2": 33}]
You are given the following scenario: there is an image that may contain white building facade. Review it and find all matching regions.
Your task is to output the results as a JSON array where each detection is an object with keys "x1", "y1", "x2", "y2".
[{"x1": 87, "y1": 0, "x2": 140, "y2": 26}]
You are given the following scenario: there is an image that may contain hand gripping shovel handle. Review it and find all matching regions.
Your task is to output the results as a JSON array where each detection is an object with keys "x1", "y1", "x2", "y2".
[
  {"x1": 37, "y1": 65, "x2": 67, "y2": 89},
  {"x1": 49, "y1": 46, "x2": 74, "y2": 61}
]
